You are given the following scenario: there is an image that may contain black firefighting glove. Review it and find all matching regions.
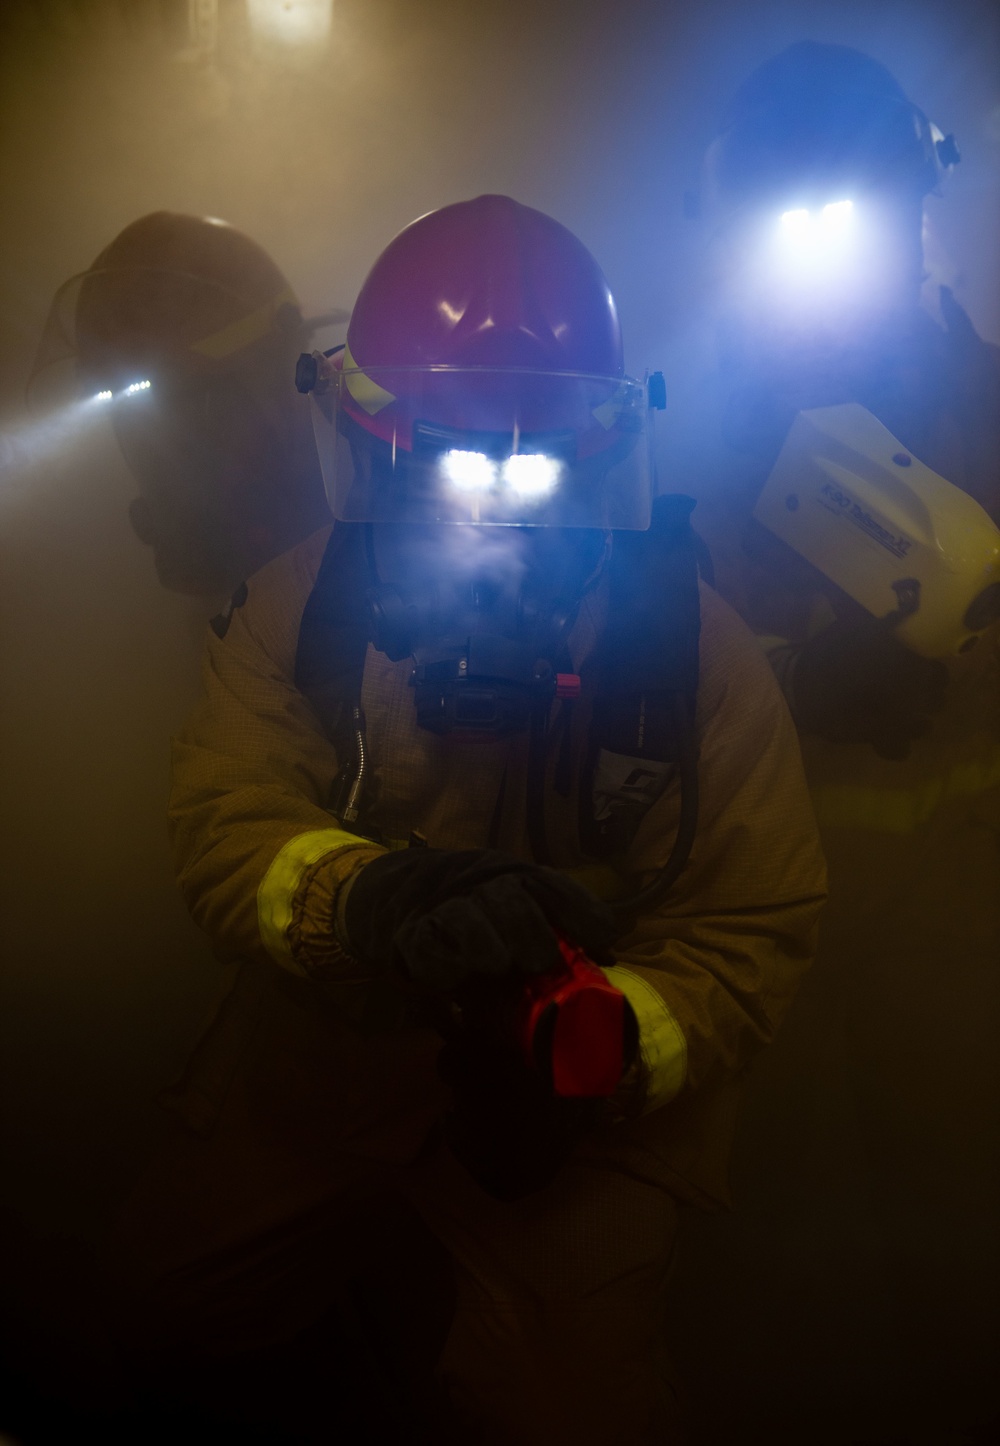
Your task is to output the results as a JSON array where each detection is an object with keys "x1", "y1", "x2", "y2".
[
  {"x1": 343, "y1": 848, "x2": 627, "y2": 1200},
  {"x1": 342, "y1": 848, "x2": 619, "y2": 993},
  {"x1": 788, "y1": 617, "x2": 948, "y2": 761}
]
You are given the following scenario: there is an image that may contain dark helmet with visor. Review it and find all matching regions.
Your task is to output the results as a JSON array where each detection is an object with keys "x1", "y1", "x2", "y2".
[
  {"x1": 29, "y1": 213, "x2": 335, "y2": 595},
  {"x1": 703, "y1": 42, "x2": 959, "y2": 228}
]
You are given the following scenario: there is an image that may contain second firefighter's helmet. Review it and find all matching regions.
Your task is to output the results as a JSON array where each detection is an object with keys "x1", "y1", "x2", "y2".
[
  {"x1": 702, "y1": 42, "x2": 959, "y2": 228},
  {"x1": 31, "y1": 211, "x2": 309, "y2": 405},
  {"x1": 30, "y1": 213, "x2": 334, "y2": 595}
]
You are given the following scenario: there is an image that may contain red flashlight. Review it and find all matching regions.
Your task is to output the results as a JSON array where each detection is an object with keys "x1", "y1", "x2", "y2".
[{"x1": 518, "y1": 936, "x2": 627, "y2": 1098}]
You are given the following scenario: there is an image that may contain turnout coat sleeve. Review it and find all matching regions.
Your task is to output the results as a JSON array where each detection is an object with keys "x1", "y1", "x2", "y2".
[
  {"x1": 599, "y1": 583, "x2": 827, "y2": 1202},
  {"x1": 168, "y1": 527, "x2": 383, "y2": 979}
]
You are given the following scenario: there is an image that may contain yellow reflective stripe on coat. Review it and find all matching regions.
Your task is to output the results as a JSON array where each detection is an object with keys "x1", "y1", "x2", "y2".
[
  {"x1": 603, "y1": 964, "x2": 687, "y2": 1109},
  {"x1": 258, "y1": 827, "x2": 371, "y2": 971},
  {"x1": 191, "y1": 285, "x2": 299, "y2": 360},
  {"x1": 342, "y1": 340, "x2": 396, "y2": 415},
  {"x1": 811, "y1": 747, "x2": 1000, "y2": 834}
]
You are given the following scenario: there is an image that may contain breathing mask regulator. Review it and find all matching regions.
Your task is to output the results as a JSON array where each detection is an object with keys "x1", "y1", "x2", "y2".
[{"x1": 363, "y1": 520, "x2": 607, "y2": 737}]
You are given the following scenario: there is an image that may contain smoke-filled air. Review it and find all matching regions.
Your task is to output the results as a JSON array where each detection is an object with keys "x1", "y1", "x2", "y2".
[{"x1": 1, "y1": 1, "x2": 998, "y2": 1443}]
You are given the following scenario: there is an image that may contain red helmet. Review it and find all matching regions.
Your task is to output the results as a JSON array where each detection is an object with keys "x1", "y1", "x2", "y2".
[{"x1": 303, "y1": 195, "x2": 655, "y2": 529}]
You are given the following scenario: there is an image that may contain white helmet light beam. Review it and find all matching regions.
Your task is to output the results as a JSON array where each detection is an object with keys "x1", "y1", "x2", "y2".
[
  {"x1": 91, "y1": 378, "x2": 152, "y2": 404},
  {"x1": 779, "y1": 198, "x2": 854, "y2": 240}
]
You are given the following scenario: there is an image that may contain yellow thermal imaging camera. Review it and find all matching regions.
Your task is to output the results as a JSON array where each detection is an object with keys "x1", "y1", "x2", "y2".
[{"x1": 754, "y1": 403, "x2": 1000, "y2": 658}]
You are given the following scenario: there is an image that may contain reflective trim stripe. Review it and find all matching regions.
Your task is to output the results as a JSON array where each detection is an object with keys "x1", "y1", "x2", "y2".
[
  {"x1": 603, "y1": 964, "x2": 687, "y2": 1109},
  {"x1": 592, "y1": 382, "x2": 628, "y2": 430},
  {"x1": 192, "y1": 285, "x2": 298, "y2": 360},
  {"x1": 342, "y1": 340, "x2": 396, "y2": 415},
  {"x1": 811, "y1": 747, "x2": 1000, "y2": 834},
  {"x1": 257, "y1": 827, "x2": 371, "y2": 971}
]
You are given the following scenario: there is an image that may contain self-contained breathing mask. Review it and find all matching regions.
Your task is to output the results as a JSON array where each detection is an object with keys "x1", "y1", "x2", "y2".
[{"x1": 365, "y1": 521, "x2": 607, "y2": 736}]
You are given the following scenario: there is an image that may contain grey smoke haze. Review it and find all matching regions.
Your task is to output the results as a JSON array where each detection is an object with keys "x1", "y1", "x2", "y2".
[
  {"x1": 0, "y1": 0, "x2": 997, "y2": 1437},
  {"x1": 2, "y1": 0, "x2": 998, "y2": 417}
]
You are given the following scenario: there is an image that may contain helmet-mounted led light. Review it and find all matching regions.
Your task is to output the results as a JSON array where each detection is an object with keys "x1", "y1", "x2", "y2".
[
  {"x1": 780, "y1": 207, "x2": 810, "y2": 234},
  {"x1": 440, "y1": 448, "x2": 562, "y2": 502},
  {"x1": 502, "y1": 453, "x2": 562, "y2": 497},
  {"x1": 90, "y1": 379, "x2": 150, "y2": 403},
  {"x1": 779, "y1": 198, "x2": 854, "y2": 241},
  {"x1": 441, "y1": 449, "x2": 496, "y2": 492}
]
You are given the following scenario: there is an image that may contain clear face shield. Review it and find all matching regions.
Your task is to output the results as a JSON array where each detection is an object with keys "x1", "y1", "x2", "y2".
[
  {"x1": 297, "y1": 353, "x2": 663, "y2": 736},
  {"x1": 302, "y1": 355, "x2": 656, "y2": 532}
]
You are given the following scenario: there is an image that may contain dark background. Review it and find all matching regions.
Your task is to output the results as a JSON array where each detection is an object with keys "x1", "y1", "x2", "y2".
[{"x1": 1, "y1": 2, "x2": 998, "y2": 1442}]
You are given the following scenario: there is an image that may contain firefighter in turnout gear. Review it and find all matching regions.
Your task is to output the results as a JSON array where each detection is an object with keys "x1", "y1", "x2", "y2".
[
  {"x1": 659, "y1": 46, "x2": 1000, "y2": 1440},
  {"x1": 31, "y1": 211, "x2": 333, "y2": 596},
  {"x1": 114, "y1": 196, "x2": 826, "y2": 1444},
  {"x1": 675, "y1": 41, "x2": 999, "y2": 746}
]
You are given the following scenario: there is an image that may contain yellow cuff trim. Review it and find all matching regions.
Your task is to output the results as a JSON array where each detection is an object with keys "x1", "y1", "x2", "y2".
[
  {"x1": 603, "y1": 964, "x2": 687, "y2": 1110},
  {"x1": 258, "y1": 827, "x2": 370, "y2": 972},
  {"x1": 342, "y1": 340, "x2": 396, "y2": 416},
  {"x1": 191, "y1": 285, "x2": 299, "y2": 360}
]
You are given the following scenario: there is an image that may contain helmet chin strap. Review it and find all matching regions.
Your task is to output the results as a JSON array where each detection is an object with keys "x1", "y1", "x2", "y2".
[{"x1": 363, "y1": 523, "x2": 607, "y2": 738}]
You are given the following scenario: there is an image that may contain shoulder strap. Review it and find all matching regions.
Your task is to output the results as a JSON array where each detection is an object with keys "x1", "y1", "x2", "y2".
[
  {"x1": 580, "y1": 495, "x2": 702, "y2": 861},
  {"x1": 294, "y1": 522, "x2": 370, "y2": 753},
  {"x1": 601, "y1": 494, "x2": 701, "y2": 702}
]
